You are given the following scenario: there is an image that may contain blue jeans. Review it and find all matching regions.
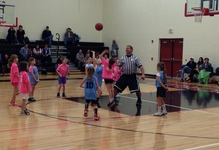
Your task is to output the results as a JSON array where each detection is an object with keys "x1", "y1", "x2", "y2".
[
  {"x1": 181, "y1": 66, "x2": 192, "y2": 80},
  {"x1": 64, "y1": 37, "x2": 74, "y2": 45},
  {"x1": 44, "y1": 35, "x2": 53, "y2": 46}
]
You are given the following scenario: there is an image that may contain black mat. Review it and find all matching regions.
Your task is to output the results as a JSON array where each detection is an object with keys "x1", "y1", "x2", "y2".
[{"x1": 65, "y1": 90, "x2": 219, "y2": 116}]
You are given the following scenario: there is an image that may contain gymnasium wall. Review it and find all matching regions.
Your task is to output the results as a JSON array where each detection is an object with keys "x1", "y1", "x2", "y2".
[
  {"x1": 0, "y1": 0, "x2": 103, "y2": 42},
  {"x1": 102, "y1": 0, "x2": 219, "y2": 75}
]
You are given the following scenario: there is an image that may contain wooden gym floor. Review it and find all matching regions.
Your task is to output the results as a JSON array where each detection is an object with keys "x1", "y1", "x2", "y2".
[{"x1": 1, "y1": 75, "x2": 219, "y2": 150}]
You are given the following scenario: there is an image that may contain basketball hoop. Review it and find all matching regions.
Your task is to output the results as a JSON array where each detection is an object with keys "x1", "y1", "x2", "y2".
[{"x1": 192, "y1": 7, "x2": 209, "y2": 23}]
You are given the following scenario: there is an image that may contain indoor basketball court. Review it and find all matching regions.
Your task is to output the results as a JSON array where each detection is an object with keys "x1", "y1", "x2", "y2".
[{"x1": 1, "y1": 0, "x2": 219, "y2": 150}]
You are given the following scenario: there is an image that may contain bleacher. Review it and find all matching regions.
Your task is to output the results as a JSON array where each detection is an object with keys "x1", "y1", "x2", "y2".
[{"x1": 0, "y1": 39, "x2": 108, "y2": 74}]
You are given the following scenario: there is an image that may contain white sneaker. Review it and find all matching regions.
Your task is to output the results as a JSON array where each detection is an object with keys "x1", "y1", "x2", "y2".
[
  {"x1": 162, "y1": 110, "x2": 168, "y2": 115},
  {"x1": 154, "y1": 112, "x2": 163, "y2": 116}
]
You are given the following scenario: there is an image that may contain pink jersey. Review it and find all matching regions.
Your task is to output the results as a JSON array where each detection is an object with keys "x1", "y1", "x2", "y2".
[
  {"x1": 10, "y1": 63, "x2": 19, "y2": 84},
  {"x1": 113, "y1": 66, "x2": 122, "y2": 81},
  {"x1": 101, "y1": 58, "x2": 115, "y2": 79},
  {"x1": 19, "y1": 71, "x2": 31, "y2": 94},
  {"x1": 57, "y1": 64, "x2": 69, "y2": 77}
]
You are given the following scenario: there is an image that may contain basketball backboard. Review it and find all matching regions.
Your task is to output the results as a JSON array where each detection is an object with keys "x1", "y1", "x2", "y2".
[
  {"x1": 0, "y1": 2, "x2": 18, "y2": 27},
  {"x1": 185, "y1": 0, "x2": 219, "y2": 16}
]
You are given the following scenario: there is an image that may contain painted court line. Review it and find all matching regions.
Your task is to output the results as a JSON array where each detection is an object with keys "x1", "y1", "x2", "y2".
[
  {"x1": 181, "y1": 142, "x2": 219, "y2": 150},
  {"x1": 121, "y1": 95, "x2": 219, "y2": 117}
]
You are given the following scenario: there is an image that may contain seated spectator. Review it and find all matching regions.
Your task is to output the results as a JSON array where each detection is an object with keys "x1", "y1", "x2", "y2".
[
  {"x1": 64, "y1": 28, "x2": 74, "y2": 45},
  {"x1": 19, "y1": 44, "x2": 29, "y2": 61},
  {"x1": 187, "y1": 57, "x2": 204, "y2": 82},
  {"x1": 42, "y1": 44, "x2": 52, "y2": 63},
  {"x1": 42, "y1": 26, "x2": 53, "y2": 46},
  {"x1": 17, "y1": 25, "x2": 25, "y2": 44},
  {"x1": 198, "y1": 58, "x2": 213, "y2": 84},
  {"x1": 86, "y1": 49, "x2": 91, "y2": 57},
  {"x1": 33, "y1": 45, "x2": 42, "y2": 60},
  {"x1": 6, "y1": 27, "x2": 16, "y2": 44},
  {"x1": 82, "y1": 54, "x2": 90, "y2": 72},
  {"x1": 180, "y1": 57, "x2": 197, "y2": 82},
  {"x1": 27, "y1": 49, "x2": 34, "y2": 60},
  {"x1": 73, "y1": 33, "x2": 81, "y2": 46},
  {"x1": 0, "y1": 53, "x2": 9, "y2": 76},
  {"x1": 75, "y1": 49, "x2": 84, "y2": 70}
]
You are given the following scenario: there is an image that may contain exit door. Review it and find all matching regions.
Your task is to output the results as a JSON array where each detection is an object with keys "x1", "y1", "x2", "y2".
[{"x1": 160, "y1": 39, "x2": 183, "y2": 77}]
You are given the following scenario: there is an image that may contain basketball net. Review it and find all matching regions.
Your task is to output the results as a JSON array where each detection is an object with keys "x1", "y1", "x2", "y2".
[{"x1": 192, "y1": 8, "x2": 208, "y2": 23}]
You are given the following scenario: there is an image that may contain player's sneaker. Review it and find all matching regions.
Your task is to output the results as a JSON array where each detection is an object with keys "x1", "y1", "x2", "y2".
[
  {"x1": 62, "y1": 93, "x2": 67, "y2": 98},
  {"x1": 162, "y1": 110, "x2": 168, "y2": 115},
  {"x1": 57, "y1": 92, "x2": 60, "y2": 98},
  {"x1": 107, "y1": 101, "x2": 115, "y2": 108},
  {"x1": 84, "y1": 109, "x2": 88, "y2": 117},
  {"x1": 154, "y1": 112, "x2": 163, "y2": 116},
  {"x1": 28, "y1": 97, "x2": 36, "y2": 102},
  {"x1": 94, "y1": 115, "x2": 99, "y2": 121},
  {"x1": 20, "y1": 109, "x2": 30, "y2": 116}
]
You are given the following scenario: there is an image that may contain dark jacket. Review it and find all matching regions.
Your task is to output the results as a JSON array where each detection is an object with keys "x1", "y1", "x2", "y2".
[
  {"x1": 42, "y1": 30, "x2": 52, "y2": 39},
  {"x1": 202, "y1": 63, "x2": 213, "y2": 72},
  {"x1": 186, "y1": 61, "x2": 196, "y2": 70}
]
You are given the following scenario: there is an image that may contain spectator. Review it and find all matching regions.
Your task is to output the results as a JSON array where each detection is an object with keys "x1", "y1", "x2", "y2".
[
  {"x1": 33, "y1": 45, "x2": 42, "y2": 60},
  {"x1": 42, "y1": 26, "x2": 53, "y2": 46},
  {"x1": 198, "y1": 58, "x2": 213, "y2": 84},
  {"x1": 187, "y1": 57, "x2": 204, "y2": 82},
  {"x1": 82, "y1": 54, "x2": 90, "y2": 71},
  {"x1": 19, "y1": 44, "x2": 29, "y2": 61},
  {"x1": 64, "y1": 28, "x2": 74, "y2": 45},
  {"x1": 180, "y1": 57, "x2": 196, "y2": 82},
  {"x1": 111, "y1": 40, "x2": 119, "y2": 57},
  {"x1": 86, "y1": 49, "x2": 91, "y2": 57},
  {"x1": 6, "y1": 27, "x2": 16, "y2": 44},
  {"x1": 75, "y1": 49, "x2": 84, "y2": 70},
  {"x1": 17, "y1": 25, "x2": 25, "y2": 44},
  {"x1": 27, "y1": 49, "x2": 34, "y2": 60},
  {"x1": 1, "y1": 53, "x2": 9, "y2": 76},
  {"x1": 42, "y1": 44, "x2": 52, "y2": 63},
  {"x1": 73, "y1": 33, "x2": 81, "y2": 46}
]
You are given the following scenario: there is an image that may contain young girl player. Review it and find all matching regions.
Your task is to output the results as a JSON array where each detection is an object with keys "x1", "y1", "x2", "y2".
[
  {"x1": 80, "y1": 67, "x2": 100, "y2": 121},
  {"x1": 56, "y1": 57, "x2": 69, "y2": 98},
  {"x1": 154, "y1": 62, "x2": 168, "y2": 116}
]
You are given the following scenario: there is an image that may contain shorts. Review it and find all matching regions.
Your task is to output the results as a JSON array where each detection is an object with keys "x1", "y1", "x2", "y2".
[
  {"x1": 20, "y1": 93, "x2": 29, "y2": 100},
  {"x1": 104, "y1": 79, "x2": 114, "y2": 84},
  {"x1": 156, "y1": 87, "x2": 166, "y2": 97},
  {"x1": 86, "y1": 99, "x2": 98, "y2": 105},
  {"x1": 11, "y1": 82, "x2": 19, "y2": 86},
  {"x1": 114, "y1": 74, "x2": 140, "y2": 93},
  {"x1": 59, "y1": 77, "x2": 66, "y2": 85}
]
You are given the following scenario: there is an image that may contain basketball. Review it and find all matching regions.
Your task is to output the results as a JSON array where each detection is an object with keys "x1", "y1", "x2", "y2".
[{"x1": 95, "y1": 23, "x2": 103, "y2": 31}]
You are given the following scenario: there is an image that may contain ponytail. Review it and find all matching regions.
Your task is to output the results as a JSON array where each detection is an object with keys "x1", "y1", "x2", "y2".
[{"x1": 108, "y1": 57, "x2": 115, "y2": 69}]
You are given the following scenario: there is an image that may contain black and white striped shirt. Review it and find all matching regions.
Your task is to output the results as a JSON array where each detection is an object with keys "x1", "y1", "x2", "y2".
[{"x1": 119, "y1": 54, "x2": 142, "y2": 75}]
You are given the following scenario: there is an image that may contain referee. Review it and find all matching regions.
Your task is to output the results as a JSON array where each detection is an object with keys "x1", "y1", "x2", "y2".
[{"x1": 109, "y1": 45, "x2": 145, "y2": 108}]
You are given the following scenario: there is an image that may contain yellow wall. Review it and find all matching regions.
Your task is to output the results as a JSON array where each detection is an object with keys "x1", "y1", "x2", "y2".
[
  {"x1": 103, "y1": 0, "x2": 219, "y2": 74},
  {"x1": 1, "y1": 0, "x2": 219, "y2": 74},
  {"x1": 0, "y1": 0, "x2": 103, "y2": 42}
]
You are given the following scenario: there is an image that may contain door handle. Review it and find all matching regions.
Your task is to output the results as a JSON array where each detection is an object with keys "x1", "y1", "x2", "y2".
[{"x1": 161, "y1": 58, "x2": 172, "y2": 61}]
